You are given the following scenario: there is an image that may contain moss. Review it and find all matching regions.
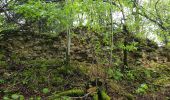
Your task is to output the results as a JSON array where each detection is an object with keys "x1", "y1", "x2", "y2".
[
  {"x1": 48, "y1": 89, "x2": 84, "y2": 99},
  {"x1": 93, "y1": 94, "x2": 99, "y2": 100},
  {"x1": 87, "y1": 87, "x2": 97, "y2": 93},
  {"x1": 108, "y1": 80, "x2": 135, "y2": 100},
  {"x1": 153, "y1": 76, "x2": 170, "y2": 87},
  {"x1": 124, "y1": 93, "x2": 134, "y2": 100},
  {"x1": 100, "y1": 90, "x2": 110, "y2": 100},
  {"x1": 0, "y1": 61, "x2": 7, "y2": 68},
  {"x1": 108, "y1": 80, "x2": 123, "y2": 92}
]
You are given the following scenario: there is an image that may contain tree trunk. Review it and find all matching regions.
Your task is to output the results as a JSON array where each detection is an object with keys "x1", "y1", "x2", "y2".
[
  {"x1": 110, "y1": 0, "x2": 113, "y2": 65},
  {"x1": 122, "y1": 25, "x2": 128, "y2": 72},
  {"x1": 66, "y1": 27, "x2": 71, "y2": 66},
  {"x1": 134, "y1": 0, "x2": 140, "y2": 34},
  {"x1": 123, "y1": 38, "x2": 128, "y2": 71}
]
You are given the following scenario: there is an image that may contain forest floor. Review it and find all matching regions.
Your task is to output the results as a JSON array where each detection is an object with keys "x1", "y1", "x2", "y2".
[{"x1": 0, "y1": 61, "x2": 170, "y2": 100}]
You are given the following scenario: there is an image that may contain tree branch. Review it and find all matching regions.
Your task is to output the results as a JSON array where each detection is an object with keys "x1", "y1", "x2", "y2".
[
  {"x1": 155, "y1": 0, "x2": 163, "y2": 25},
  {"x1": 138, "y1": 12, "x2": 167, "y2": 31}
]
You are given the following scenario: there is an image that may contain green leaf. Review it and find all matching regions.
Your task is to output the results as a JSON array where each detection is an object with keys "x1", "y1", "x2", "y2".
[
  {"x1": 11, "y1": 94, "x2": 20, "y2": 99},
  {"x1": 3, "y1": 96, "x2": 10, "y2": 100}
]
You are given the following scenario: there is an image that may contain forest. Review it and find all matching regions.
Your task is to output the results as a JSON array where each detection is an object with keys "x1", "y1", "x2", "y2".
[{"x1": 0, "y1": 0, "x2": 170, "y2": 100}]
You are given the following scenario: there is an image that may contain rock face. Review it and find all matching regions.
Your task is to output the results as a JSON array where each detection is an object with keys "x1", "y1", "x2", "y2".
[
  {"x1": 0, "y1": 30, "x2": 96, "y2": 64},
  {"x1": 0, "y1": 29, "x2": 169, "y2": 66}
]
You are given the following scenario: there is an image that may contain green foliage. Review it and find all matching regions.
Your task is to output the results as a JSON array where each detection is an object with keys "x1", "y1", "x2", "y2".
[
  {"x1": 118, "y1": 42, "x2": 138, "y2": 51},
  {"x1": 3, "y1": 94, "x2": 24, "y2": 100},
  {"x1": 5, "y1": 58, "x2": 66, "y2": 90},
  {"x1": 136, "y1": 83, "x2": 149, "y2": 94},
  {"x1": 124, "y1": 67, "x2": 156, "y2": 83},
  {"x1": 14, "y1": 0, "x2": 61, "y2": 21},
  {"x1": 0, "y1": 61, "x2": 7, "y2": 67},
  {"x1": 126, "y1": 71, "x2": 135, "y2": 81},
  {"x1": 11, "y1": 94, "x2": 20, "y2": 99},
  {"x1": 154, "y1": 76, "x2": 170, "y2": 87},
  {"x1": 0, "y1": 52, "x2": 7, "y2": 67},
  {"x1": 0, "y1": 79, "x2": 5, "y2": 84},
  {"x1": 92, "y1": 89, "x2": 110, "y2": 100},
  {"x1": 108, "y1": 68, "x2": 123, "y2": 81},
  {"x1": 93, "y1": 94, "x2": 99, "y2": 100},
  {"x1": 29, "y1": 96, "x2": 41, "y2": 100},
  {"x1": 0, "y1": 0, "x2": 170, "y2": 99},
  {"x1": 3, "y1": 96, "x2": 10, "y2": 100},
  {"x1": 42, "y1": 88, "x2": 50, "y2": 94},
  {"x1": 14, "y1": 0, "x2": 74, "y2": 33}
]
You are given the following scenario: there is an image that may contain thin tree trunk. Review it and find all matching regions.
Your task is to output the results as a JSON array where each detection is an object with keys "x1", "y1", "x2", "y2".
[
  {"x1": 122, "y1": 25, "x2": 128, "y2": 72},
  {"x1": 66, "y1": 27, "x2": 71, "y2": 66},
  {"x1": 65, "y1": 0, "x2": 72, "y2": 66},
  {"x1": 123, "y1": 38, "x2": 128, "y2": 71},
  {"x1": 110, "y1": 0, "x2": 113, "y2": 65},
  {"x1": 134, "y1": 0, "x2": 140, "y2": 34},
  {"x1": 118, "y1": 0, "x2": 132, "y2": 71}
]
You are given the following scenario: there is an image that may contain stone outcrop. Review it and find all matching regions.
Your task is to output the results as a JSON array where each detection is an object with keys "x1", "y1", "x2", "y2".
[{"x1": 0, "y1": 29, "x2": 169, "y2": 67}]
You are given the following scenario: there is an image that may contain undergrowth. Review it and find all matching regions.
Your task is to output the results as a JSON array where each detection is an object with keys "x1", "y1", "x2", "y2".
[{"x1": 0, "y1": 56, "x2": 170, "y2": 99}]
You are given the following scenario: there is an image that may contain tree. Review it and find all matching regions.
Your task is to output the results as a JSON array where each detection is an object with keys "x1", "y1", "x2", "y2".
[{"x1": 138, "y1": 0, "x2": 170, "y2": 46}]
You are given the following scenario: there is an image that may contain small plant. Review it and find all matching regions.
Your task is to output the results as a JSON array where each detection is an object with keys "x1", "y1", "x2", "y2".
[
  {"x1": 3, "y1": 96, "x2": 10, "y2": 100},
  {"x1": 43, "y1": 88, "x2": 50, "y2": 94},
  {"x1": 3, "y1": 94, "x2": 24, "y2": 100},
  {"x1": 0, "y1": 79, "x2": 5, "y2": 84},
  {"x1": 29, "y1": 96, "x2": 41, "y2": 100},
  {"x1": 11, "y1": 94, "x2": 20, "y2": 99},
  {"x1": 144, "y1": 70, "x2": 151, "y2": 79},
  {"x1": 126, "y1": 71, "x2": 135, "y2": 81},
  {"x1": 108, "y1": 68, "x2": 123, "y2": 81},
  {"x1": 136, "y1": 83, "x2": 148, "y2": 94}
]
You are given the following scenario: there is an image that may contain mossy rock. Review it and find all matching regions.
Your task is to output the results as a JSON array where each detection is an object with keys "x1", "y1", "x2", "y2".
[{"x1": 48, "y1": 89, "x2": 84, "y2": 99}]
